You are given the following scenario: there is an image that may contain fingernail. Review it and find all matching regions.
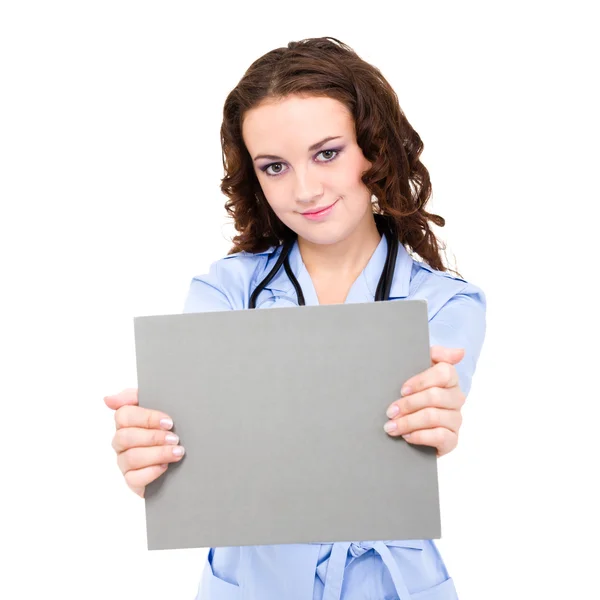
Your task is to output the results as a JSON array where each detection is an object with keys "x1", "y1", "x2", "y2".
[
  {"x1": 384, "y1": 421, "x2": 397, "y2": 433},
  {"x1": 160, "y1": 463, "x2": 168, "y2": 469},
  {"x1": 172, "y1": 446, "x2": 185, "y2": 456},
  {"x1": 386, "y1": 405, "x2": 400, "y2": 419},
  {"x1": 165, "y1": 433, "x2": 179, "y2": 445},
  {"x1": 403, "y1": 433, "x2": 412, "y2": 440},
  {"x1": 401, "y1": 386, "x2": 412, "y2": 396},
  {"x1": 160, "y1": 418, "x2": 173, "y2": 430}
]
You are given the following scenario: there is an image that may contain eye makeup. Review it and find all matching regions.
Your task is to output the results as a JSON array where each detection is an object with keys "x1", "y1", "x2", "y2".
[{"x1": 259, "y1": 147, "x2": 344, "y2": 177}]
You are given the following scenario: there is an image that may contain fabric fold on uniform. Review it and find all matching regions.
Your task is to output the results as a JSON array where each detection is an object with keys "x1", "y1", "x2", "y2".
[{"x1": 318, "y1": 541, "x2": 413, "y2": 600}]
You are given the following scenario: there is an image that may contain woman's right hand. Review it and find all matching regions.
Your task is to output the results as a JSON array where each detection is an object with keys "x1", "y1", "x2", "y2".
[{"x1": 104, "y1": 388, "x2": 185, "y2": 498}]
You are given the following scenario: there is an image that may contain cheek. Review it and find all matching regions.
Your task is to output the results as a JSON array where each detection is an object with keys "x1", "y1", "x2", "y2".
[
  {"x1": 257, "y1": 176, "x2": 282, "y2": 207},
  {"x1": 334, "y1": 155, "x2": 370, "y2": 190},
  {"x1": 261, "y1": 190, "x2": 291, "y2": 222},
  {"x1": 261, "y1": 188, "x2": 285, "y2": 213}
]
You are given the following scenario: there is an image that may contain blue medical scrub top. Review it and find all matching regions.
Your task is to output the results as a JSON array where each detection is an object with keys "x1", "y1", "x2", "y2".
[{"x1": 183, "y1": 234, "x2": 487, "y2": 600}]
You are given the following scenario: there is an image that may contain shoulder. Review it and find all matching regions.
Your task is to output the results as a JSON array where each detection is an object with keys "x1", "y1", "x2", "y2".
[
  {"x1": 183, "y1": 247, "x2": 279, "y2": 312},
  {"x1": 408, "y1": 258, "x2": 486, "y2": 320}
]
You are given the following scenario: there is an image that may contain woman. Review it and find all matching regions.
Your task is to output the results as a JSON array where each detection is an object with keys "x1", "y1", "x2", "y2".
[{"x1": 105, "y1": 37, "x2": 486, "y2": 599}]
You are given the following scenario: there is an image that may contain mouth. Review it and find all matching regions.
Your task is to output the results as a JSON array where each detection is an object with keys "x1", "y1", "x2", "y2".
[{"x1": 301, "y1": 199, "x2": 339, "y2": 219}]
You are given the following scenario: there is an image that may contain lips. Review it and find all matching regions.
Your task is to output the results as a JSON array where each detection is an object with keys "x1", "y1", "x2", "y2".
[{"x1": 301, "y1": 199, "x2": 338, "y2": 215}]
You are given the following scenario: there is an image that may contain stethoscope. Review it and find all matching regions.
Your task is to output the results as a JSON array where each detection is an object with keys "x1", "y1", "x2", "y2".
[{"x1": 249, "y1": 216, "x2": 399, "y2": 308}]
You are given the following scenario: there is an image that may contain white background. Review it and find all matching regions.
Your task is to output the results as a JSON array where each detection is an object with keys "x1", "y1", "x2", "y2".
[{"x1": 1, "y1": 2, "x2": 598, "y2": 598}]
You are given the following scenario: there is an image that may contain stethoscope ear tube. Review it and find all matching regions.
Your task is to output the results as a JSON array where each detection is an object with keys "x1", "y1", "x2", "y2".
[
  {"x1": 248, "y1": 237, "x2": 295, "y2": 309},
  {"x1": 283, "y1": 255, "x2": 306, "y2": 306},
  {"x1": 375, "y1": 230, "x2": 398, "y2": 302}
]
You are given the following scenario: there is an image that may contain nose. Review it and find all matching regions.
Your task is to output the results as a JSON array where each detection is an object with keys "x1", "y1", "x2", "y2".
[{"x1": 294, "y1": 165, "x2": 323, "y2": 204}]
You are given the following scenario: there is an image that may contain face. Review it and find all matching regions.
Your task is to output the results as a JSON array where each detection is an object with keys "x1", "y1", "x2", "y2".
[{"x1": 242, "y1": 94, "x2": 374, "y2": 246}]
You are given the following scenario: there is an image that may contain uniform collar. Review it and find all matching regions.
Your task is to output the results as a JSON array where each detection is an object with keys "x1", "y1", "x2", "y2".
[{"x1": 258, "y1": 234, "x2": 413, "y2": 302}]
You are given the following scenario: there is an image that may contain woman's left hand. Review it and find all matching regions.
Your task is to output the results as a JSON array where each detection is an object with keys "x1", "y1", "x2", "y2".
[{"x1": 383, "y1": 346, "x2": 466, "y2": 457}]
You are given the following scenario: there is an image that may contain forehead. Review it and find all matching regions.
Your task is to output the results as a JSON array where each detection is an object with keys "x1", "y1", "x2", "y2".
[{"x1": 242, "y1": 95, "x2": 355, "y2": 153}]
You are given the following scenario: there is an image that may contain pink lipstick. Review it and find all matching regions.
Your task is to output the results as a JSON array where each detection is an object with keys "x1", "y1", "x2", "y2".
[{"x1": 301, "y1": 199, "x2": 339, "y2": 221}]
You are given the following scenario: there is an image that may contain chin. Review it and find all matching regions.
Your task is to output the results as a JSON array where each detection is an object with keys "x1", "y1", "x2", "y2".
[{"x1": 294, "y1": 224, "x2": 350, "y2": 246}]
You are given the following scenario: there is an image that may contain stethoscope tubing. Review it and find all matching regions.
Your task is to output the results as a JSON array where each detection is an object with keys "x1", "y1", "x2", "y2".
[{"x1": 249, "y1": 229, "x2": 398, "y2": 308}]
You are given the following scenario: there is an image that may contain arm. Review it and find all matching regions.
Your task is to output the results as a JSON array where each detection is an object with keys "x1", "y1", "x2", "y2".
[
  {"x1": 428, "y1": 288, "x2": 487, "y2": 397},
  {"x1": 383, "y1": 284, "x2": 487, "y2": 456}
]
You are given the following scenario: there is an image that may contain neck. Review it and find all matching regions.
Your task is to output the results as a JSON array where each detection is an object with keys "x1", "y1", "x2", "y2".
[{"x1": 297, "y1": 213, "x2": 381, "y2": 278}]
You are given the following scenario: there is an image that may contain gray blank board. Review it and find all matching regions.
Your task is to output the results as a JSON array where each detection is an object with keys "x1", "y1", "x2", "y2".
[{"x1": 133, "y1": 300, "x2": 440, "y2": 551}]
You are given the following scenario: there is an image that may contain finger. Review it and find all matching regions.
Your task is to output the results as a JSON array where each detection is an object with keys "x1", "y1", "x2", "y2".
[
  {"x1": 112, "y1": 427, "x2": 180, "y2": 454},
  {"x1": 430, "y1": 346, "x2": 464, "y2": 366},
  {"x1": 124, "y1": 464, "x2": 169, "y2": 497},
  {"x1": 401, "y1": 427, "x2": 458, "y2": 457},
  {"x1": 114, "y1": 405, "x2": 174, "y2": 431},
  {"x1": 104, "y1": 388, "x2": 138, "y2": 410},
  {"x1": 384, "y1": 406, "x2": 462, "y2": 437},
  {"x1": 387, "y1": 386, "x2": 465, "y2": 418},
  {"x1": 117, "y1": 444, "x2": 185, "y2": 475},
  {"x1": 400, "y1": 361, "x2": 460, "y2": 397}
]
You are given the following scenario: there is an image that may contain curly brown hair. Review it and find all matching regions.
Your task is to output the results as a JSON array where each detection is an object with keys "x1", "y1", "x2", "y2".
[{"x1": 220, "y1": 36, "x2": 452, "y2": 273}]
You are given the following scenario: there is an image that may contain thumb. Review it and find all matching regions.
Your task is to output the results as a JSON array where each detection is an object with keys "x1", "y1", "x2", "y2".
[
  {"x1": 104, "y1": 387, "x2": 138, "y2": 411},
  {"x1": 430, "y1": 345, "x2": 465, "y2": 366}
]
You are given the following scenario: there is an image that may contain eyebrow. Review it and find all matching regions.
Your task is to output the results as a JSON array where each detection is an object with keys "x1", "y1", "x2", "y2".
[{"x1": 253, "y1": 136, "x2": 343, "y2": 161}]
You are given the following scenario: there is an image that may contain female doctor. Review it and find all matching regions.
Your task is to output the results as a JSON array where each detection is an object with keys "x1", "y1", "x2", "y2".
[{"x1": 105, "y1": 37, "x2": 486, "y2": 599}]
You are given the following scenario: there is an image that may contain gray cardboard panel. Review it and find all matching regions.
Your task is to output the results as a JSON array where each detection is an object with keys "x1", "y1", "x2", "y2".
[{"x1": 133, "y1": 300, "x2": 439, "y2": 550}]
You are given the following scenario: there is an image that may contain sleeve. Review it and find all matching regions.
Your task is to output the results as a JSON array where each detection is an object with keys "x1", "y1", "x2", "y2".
[
  {"x1": 428, "y1": 284, "x2": 487, "y2": 397},
  {"x1": 182, "y1": 260, "x2": 234, "y2": 314}
]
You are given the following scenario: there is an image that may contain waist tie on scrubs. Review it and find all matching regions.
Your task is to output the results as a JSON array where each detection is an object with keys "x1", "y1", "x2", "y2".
[{"x1": 317, "y1": 541, "x2": 411, "y2": 600}]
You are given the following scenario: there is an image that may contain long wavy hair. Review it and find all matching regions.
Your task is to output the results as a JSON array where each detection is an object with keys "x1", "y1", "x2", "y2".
[{"x1": 220, "y1": 36, "x2": 453, "y2": 273}]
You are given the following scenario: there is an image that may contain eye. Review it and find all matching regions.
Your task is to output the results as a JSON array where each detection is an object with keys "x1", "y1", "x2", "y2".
[
  {"x1": 316, "y1": 149, "x2": 340, "y2": 162},
  {"x1": 259, "y1": 148, "x2": 341, "y2": 177},
  {"x1": 262, "y1": 162, "x2": 287, "y2": 177}
]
